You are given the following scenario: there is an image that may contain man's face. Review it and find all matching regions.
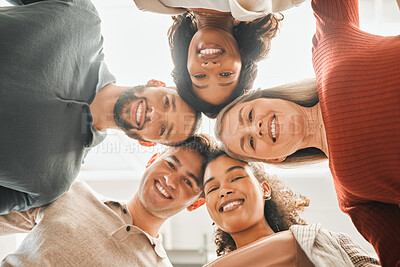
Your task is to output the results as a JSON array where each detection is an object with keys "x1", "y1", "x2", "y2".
[
  {"x1": 137, "y1": 147, "x2": 204, "y2": 218},
  {"x1": 113, "y1": 86, "x2": 197, "y2": 144}
]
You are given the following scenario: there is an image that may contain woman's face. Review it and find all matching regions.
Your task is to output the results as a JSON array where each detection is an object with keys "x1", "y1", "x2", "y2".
[
  {"x1": 203, "y1": 155, "x2": 266, "y2": 233},
  {"x1": 187, "y1": 27, "x2": 242, "y2": 105},
  {"x1": 219, "y1": 98, "x2": 307, "y2": 162}
]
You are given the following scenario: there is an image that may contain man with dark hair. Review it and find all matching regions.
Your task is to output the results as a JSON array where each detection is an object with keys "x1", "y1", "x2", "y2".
[
  {"x1": 0, "y1": 135, "x2": 211, "y2": 266},
  {"x1": 0, "y1": 0, "x2": 201, "y2": 214}
]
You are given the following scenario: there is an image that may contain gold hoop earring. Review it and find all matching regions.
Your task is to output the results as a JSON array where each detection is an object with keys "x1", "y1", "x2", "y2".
[{"x1": 264, "y1": 195, "x2": 271, "y2": 201}]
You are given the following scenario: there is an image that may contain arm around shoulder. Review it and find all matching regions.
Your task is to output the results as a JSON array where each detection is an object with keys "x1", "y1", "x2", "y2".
[{"x1": 0, "y1": 207, "x2": 42, "y2": 235}]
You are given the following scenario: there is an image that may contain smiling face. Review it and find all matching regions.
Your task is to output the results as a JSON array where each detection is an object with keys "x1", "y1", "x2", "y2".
[
  {"x1": 137, "y1": 147, "x2": 204, "y2": 218},
  {"x1": 219, "y1": 98, "x2": 308, "y2": 161},
  {"x1": 187, "y1": 27, "x2": 242, "y2": 105},
  {"x1": 113, "y1": 86, "x2": 197, "y2": 144},
  {"x1": 203, "y1": 155, "x2": 267, "y2": 233}
]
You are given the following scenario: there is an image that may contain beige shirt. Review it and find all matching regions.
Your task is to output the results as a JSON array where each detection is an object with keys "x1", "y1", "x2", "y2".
[
  {"x1": 206, "y1": 224, "x2": 380, "y2": 267},
  {"x1": 0, "y1": 181, "x2": 172, "y2": 267},
  {"x1": 133, "y1": 0, "x2": 306, "y2": 21}
]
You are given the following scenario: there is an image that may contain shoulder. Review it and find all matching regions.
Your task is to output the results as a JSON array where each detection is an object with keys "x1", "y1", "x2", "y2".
[
  {"x1": 133, "y1": 0, "x2": 185, "y2": 15},
  {"x1": 229, "y1": 0, "x2": 306, "y2": 21}
]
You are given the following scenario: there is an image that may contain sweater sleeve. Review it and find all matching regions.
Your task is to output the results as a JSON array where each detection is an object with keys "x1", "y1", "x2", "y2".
[
  {"x1": 0, "y1": 207, "x2": 42, "y2": 235},
  {"x1": 346, "y1": 202, "x2": 400, "y2": 267},
  {"x1": 312, "y1": 0, "x2": 359, "y2": 28}
]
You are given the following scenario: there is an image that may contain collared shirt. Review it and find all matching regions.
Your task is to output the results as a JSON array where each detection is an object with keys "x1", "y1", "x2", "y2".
[
  {"x1": 0, "y1": 181, "x2": 172, "y2": 267},
  {"x1": 291, "y1": 224, "x2": 380, "y2": 267}
]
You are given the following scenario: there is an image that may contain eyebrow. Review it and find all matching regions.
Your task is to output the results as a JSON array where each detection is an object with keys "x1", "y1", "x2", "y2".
[
  {"x1": 166, "y1": 123, "x2": 174, "y2": 140},
  {"x1": 238, "y1": 106, "x2": 244, "y2": 126},
  {"x1": 192, "y1": 83, "x2": 208, "y2": 89},
  {"x1": 203, "y1": 166, "x2": 245, "y2": 188},
  {"x1": 169, "y1": 155, "x2": 182, "y2": 167},
  {"x1": 218, "y1": 81, "x2": 235, "y2": 87},
  {"x1": 187, "y1": 172, "x2": 201, "y2": 188},
  {"x1": 240, "y1": 136, "x2": 245, "y2": 152},
  {"x1": 170, "y1": 155, "x2": 201, "y2": 188},
  {"x1": 226, "y1": 166, "x2": 245, "y2": 173},
  {"x1": 203, "y1": 177, "x2": 215, "y2": 189},
  {"x1": 171, "y1": 95, "x2": 176, "y2": 112}
]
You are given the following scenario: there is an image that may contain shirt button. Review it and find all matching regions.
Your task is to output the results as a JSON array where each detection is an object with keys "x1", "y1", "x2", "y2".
[
  {"x1": 126, "y1": 226, "x2": 131, "y2": 232},
  {"x1": 123, "y1": 209, "x2": 127, "y2": 214}
]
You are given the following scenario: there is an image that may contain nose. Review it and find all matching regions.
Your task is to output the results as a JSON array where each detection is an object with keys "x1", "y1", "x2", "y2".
[
  {"x1": 201, "y1": 61, "x2": 221, "y2": 69},
  {"x1": 147, "y1": 107, "x2": 160, "y2": 125},
  {"x1": 253, "y1": 119, "x2": 264, "y2": 138},
  {"x1": 164, "y1": 173, "x2": 178, "y2": 190},
  {"x1": 219, "y1": 188, "x2": 234, "y2": 198}
]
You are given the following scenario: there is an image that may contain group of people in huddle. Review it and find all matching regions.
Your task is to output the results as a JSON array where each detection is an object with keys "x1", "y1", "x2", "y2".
[{"x1": 0, "y1": 0, "x2": 399, "y2": 266}]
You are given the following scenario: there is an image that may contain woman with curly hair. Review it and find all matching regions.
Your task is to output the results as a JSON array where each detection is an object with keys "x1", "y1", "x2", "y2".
[
  {"x1": 133, "y1": 0, "x2": 305, "y2": 117},
  {"x1": 202, "y1": 149, "x2": 379, "y2": 266}
]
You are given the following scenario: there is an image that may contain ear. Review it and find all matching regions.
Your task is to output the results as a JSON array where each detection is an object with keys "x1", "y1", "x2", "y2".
[
  {"x1": 146, "y1": 153, "x2": 160, "y2": 168},
  {"x1": 138, "y1": 140, "x2": 156, "y2": 147},
  {"x1": 265, "y1": 156, "x2": 286, "y2": 163},
  {"x1": 186, "y1": 198, "x2": 206, "y2": 212},
  {"x1": 147, "y1": 79, "x2": 166, "y2": 87},
  {"x1": 261, "y1": 181, "x2": 271, "y2": 198}
]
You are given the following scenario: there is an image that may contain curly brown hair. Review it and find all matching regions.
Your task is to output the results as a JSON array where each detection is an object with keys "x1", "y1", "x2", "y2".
[
  {"x1": 204, "y1": 150, "x2": 309, "y2": 256},
  {"x1": 168, "y1": 11, "x2": 283, "y2": 118}
]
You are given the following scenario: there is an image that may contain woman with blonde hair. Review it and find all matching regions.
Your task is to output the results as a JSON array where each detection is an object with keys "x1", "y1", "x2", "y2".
[{"x1": 215, "y1": 0, "x2": 400, "y2": 264}]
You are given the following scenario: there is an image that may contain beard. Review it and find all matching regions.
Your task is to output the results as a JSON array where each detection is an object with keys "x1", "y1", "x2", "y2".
[{"x1": 113, "y1": 87, "x2": 143, "y2": 132}]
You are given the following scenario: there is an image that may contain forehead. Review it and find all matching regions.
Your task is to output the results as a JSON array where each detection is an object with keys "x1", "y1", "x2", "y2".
[
  {"x1": 162, "y1": 147, "x2": 204, "y2": 167},
  {"x1": 204, "y1": 156, "x2": 247, "y2": 182},
  {"x1": 136, "y1": 86, "x2": 176, "y2": 96}
]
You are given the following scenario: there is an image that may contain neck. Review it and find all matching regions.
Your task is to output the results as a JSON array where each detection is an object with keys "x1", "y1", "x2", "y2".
[
  {"x1": 230, "y1": 219, "x2": 275, "y2": 249},
  {"x1": 192, "y1": 9, "x2": 234, "y2": 32},
  {"x1": 126, "y1": 195, "x2": 166, "y2": 238},
  {"x1": 303, "y1": 103, "x2": 328, "y2": 155},
  {"x1": 89, "y1": 83, "x2": 127, "y2": 131}
]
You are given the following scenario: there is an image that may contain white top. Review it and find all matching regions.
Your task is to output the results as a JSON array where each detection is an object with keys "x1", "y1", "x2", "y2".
[
  {"x1": 160, "y1": 0, "x2": 231, "y2": 12},
  {"x1": 133, "y1": 0, "x2": 307, "y2": 21}
]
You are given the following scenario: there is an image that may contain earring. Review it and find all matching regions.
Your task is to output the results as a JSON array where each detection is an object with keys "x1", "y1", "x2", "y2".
[
  {"x1": 264, "y1": 194, "x2": 271, "y2": 201},
  {"x1": 212, "y1": 222, "x2": 215, "y2": 226}
]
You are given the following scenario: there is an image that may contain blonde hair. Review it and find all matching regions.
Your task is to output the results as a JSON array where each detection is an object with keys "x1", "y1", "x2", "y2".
[{"x1": 215, "y1": 78, "x2": 327, "y2": 166}]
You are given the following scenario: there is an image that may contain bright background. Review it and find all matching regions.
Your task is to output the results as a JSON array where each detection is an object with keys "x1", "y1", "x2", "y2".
[{"x1": 0, "y1": 0, "x2": 399, "y2": 266}]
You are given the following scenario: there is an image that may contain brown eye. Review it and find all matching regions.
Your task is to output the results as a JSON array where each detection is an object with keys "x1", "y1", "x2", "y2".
[
  {"x1": 164, "y1": 97, "x2": 170, "y2": 110},
  {"x1": 220, "y1": 72, "x2": 233, "y2": 77},
  {"x1": 194, "y1": 74, "x2": 206, "y2": 78},
  {"x1": 249, "y1": 136, "x2": 255, "y2": 150},
  {"x1": 160, "y1": 124, "x2": 166, "y2": 136},
  {"x1": 248, "y1": 109, "x2": 253, "y2": 123}
]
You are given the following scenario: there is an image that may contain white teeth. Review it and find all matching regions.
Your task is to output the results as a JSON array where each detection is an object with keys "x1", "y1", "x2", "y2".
[
  {"x1": 222, "y1": 200, "x2": 243, "y2": 212},
  {"x1": 199, "y1": 48, "x2": 222, "y2": 55},
  {"x1": 156, "y1": 182, "x2": 171, "y2": 198},
  {"x1": 271, "y1": 116, "x2": 276, "y2": 139},
  {"x1": 136, "y1": 102, "x2": 142, "y2": 125}
]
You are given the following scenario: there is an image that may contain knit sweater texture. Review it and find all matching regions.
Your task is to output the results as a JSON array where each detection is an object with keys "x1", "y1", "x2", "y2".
[{"x1": 311, "y1": 0, "x2": 400, "y2": 266}]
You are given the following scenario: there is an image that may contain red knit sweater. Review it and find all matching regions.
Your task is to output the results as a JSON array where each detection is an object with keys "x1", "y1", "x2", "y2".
[{"x1": 311, "y1": 0, "x2": 400, "y2": 266}]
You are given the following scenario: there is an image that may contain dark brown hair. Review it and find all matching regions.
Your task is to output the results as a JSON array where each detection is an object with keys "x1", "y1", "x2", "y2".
[
  {"x1": 203, "y1": 150, "x2": 309, "y2": 256},
  {"x1": 168, "y1": 12, "x2": 283, "y2": 118}
]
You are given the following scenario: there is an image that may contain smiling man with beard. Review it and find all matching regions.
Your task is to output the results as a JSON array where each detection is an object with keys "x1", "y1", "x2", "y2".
[
  {"x1": 0, "y1": 135, "x2": 211, "y2": 266},
  {"x1": 0, "y1": 0, "x2": 200, "y2": 215}
]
